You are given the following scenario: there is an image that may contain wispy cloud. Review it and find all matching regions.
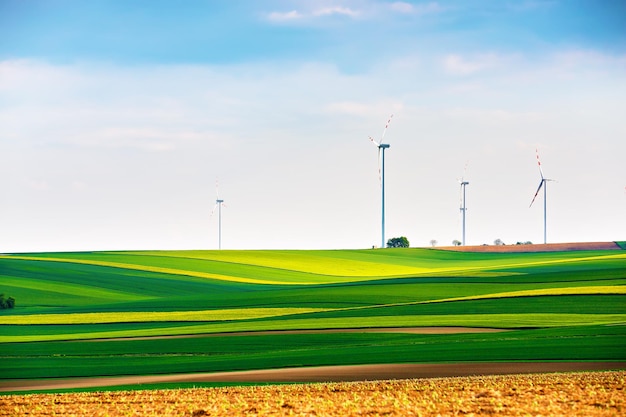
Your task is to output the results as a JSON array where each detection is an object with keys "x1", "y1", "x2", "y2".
[
  {"x1": 266, "y1": 4, "x2": 361, "y2": 23},
  {"x1": 266, "y1": 1, "x2": 442, "y2": 23},
  {"x1": 442, "y1": 53, "x2": 506, "y2": 76},
  {"x1": 313, "y1": 6, "x2": 360, "y2": 18},
  {"x1": 326, "y1": 100, "x2": 404, "y2": 118},
  {"x1": 390, "y1": 1, "x2": 444, "y2": 15},
  {"x1": 63, "y1": 127, "x2": 209, "y2": 152},
  {"x1": 266, "y1": 10, "x2": 303, "y2": 22},
  {"x1": 551, "y1": 48, "x2": 626, "y2": 69}
]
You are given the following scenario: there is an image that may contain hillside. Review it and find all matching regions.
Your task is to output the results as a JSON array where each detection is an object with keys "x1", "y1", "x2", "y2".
[{"x1": 1, "y1": 246, "x2": 625, "y2": 392}]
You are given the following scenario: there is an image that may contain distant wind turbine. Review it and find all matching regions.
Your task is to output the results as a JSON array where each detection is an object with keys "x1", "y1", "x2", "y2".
[
  {"x1": 458, "y1": 162, "x2": 469, "y2": 246},
  {"x1": 529, "y1": 149, "x2": 554, "y2": 244},
  {"x1": 369, "y1": 114, "x2": 393, "y2": 248},
  {"x1": 211, "y1": 180, "x2": 226, "y2": 250}
]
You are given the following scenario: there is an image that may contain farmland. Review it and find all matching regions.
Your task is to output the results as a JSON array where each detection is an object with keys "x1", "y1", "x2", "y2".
[
  {"x1": 2, "y1": 371, "x2": 624, "y2": 416},
  {"x1": 0, "y1": 244, "x2": 625, "y2": 393}
]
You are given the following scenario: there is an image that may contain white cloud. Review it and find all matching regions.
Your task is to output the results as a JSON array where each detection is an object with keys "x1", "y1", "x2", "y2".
[
  {"x1": 266, "y1": 10, "x2": 302, "y2": 21},
  {"x1": 551, "y1": 49, "x2": 626, "y2": 69},
  {"x1": 1, "y1": 48, "x2": 625, "y2": 252},
  {"x1": 266, "y1": 5, "x2": 360, "y2": 23},
  {"x1": 390, "y1": 2, "x2": 414, "y2": 13},
  {"x1": 64, "y1": 127, "x2": 194, "y2": 152},
  {"x1": 442, "y1": 54, "x2": 484, "y2": 75},
  {"x1": 442, "y1": 53, "x2": 508, "y2": 76},
  {"x1": 25, "y1": 178, "x2": 50, "y2": 191},
  {"x1": 391, "y1": 1, "x2": 443, "y2": 15},
  {"x1": 313, "y1": 6, "x2": 360, "y2": 18},
  {"x1": 326, "y1": 101, "x2": 373, "y2": 116},
  {"x1": 326, "y1": 101, "x2": 404, "y2": 119}
]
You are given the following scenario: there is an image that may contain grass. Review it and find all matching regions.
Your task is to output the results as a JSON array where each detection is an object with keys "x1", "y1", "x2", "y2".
[
  {"x1": 2, "y1": 326, "x2": 624, "y2": 380},
  {"x1": 0, "y1": 247, "x2": 624, "y2": 391}
]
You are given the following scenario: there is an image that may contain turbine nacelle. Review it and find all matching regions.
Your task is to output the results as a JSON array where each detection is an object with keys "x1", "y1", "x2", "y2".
[{"x1": 369, "y1": 137, "x2": 390, "y2": 149}]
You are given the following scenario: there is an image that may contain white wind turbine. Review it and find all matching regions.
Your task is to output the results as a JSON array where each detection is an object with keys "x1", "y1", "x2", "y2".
[
  {"x1": 458, "y1": 162, "x2": 469, "y2": 246},
  {"x1": 369, "y1": 114, "x2": 393, "y2": 248},
  {"x1": 529, "y1": 148, "x2": 554, "y2": 244},
  {"x1": 211, "y1": 180, "x2": 226, "y2": 250}
]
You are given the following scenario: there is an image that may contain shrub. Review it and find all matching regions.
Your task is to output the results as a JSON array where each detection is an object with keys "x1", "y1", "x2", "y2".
[{"x1": 0, "y1": 294, "x2": 16, "y2": 309}]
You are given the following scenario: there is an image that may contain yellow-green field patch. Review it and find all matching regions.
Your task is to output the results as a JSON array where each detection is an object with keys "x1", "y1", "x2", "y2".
[
  {"x1": 0, "y1": 307, "x2": 331, "y2": 325},
  {"x1": 422, "y1": 285, "x2": 626, "y2": 304},
  {"x1": 0, "y1": 255, "x2": 314, "y2": 285}
]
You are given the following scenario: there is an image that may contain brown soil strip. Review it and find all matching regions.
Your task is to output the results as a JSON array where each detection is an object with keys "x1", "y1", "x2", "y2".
[
  {"x1": 93, "y1": 326, "x2": 509, "y2": 342},
  {"x1": 439, "y1": 241, "x2": 622, "y2": 253},
  {"x1": 2, "y1": 362, "x2": 624, "y2": 392}
]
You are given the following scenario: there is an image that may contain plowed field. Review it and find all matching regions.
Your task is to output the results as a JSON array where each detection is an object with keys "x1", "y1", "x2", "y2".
[
  {"x1": 2, "y1": 371, "x2": 623, "y2": 416},
  {"x1": 440, "y1": 241, "x2": 621, "y2": 252}
]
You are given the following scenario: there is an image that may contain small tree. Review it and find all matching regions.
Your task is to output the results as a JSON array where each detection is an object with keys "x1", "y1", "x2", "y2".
[
  {"x1": 0, "y1": 294, "x2": 15, "y2": 309},
  {"x1": 452, "y1": 240, "x2": 461, "y2": 246},
  {"x1": 494, "y1": 238, "x2": 505, "y2": 246},
  {"x1": 387, "y1": 236, "x2": 409, "y2": 248},
  {"x1": 430, "y1": 239, "x2": 438, "y2": 247}
]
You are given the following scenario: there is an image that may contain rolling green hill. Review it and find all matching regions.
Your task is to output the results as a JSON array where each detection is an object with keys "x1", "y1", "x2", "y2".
[{"x1": 1, "y1": 247, "x2": 625, "y2": 388}]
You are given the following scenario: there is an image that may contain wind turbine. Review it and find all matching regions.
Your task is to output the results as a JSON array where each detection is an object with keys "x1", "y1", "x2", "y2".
[
  {"x1": 369, "y1": 114, "x2": 393, "y2": 248},
  {"x1": 458, "y1": 163, "x2": 469, "y2": 246},
  {"x1": 211, "y1": 180, "x2": 226, "y2": 250},
  {"x1": 529, "y1": 148, "x2": 554, "y2": 244}
]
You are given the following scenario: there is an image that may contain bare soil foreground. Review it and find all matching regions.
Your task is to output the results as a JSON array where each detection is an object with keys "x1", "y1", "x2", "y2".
[
  {"x1": 2, "y1": 371, "x2": 624, "y2": 416},
  {"x1": 2, "y1": 362, "x2": 624, "y2": 392},
  {"x1": 439, "y1": 241, "x2": 622, "y2": 252}
]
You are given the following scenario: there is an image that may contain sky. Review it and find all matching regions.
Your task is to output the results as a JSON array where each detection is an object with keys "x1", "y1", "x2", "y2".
[{"x1": 1, "y1": 0, "x2": 625, "y2": 252}]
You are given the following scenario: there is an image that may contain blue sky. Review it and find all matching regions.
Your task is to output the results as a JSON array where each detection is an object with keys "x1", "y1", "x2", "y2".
[
  {"x1": 3, "y1": 1, "x2": 625, "y2": 65},
  {"x1": 1, "y1": 0, "x2": 625, "y2": 251}
]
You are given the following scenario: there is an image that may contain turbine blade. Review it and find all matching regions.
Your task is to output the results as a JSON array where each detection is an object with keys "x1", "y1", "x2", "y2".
[
  {"x1": 210, "y1": 203, "x2": 219, "y2": 216},
  {"x1": 369, "y1": 136, "x2": 380, "y2": 147},
  {"x1": 529, "y1": 180, "x2": 544, "y2": 208},
  {"x1": 535, "y1": 148, "x2": 545, "y2": 179},
  {"x1": 380, "y1": 114, "x2": 393, "y2": 143}
]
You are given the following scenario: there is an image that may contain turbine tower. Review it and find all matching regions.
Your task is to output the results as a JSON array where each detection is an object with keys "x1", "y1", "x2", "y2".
[
  {"x1": 211, "y1": 180, "x2": 226, "y2": 250},
  {"x1": 458, "y1": 163, "x2": 469, "y2": 246},
  {"x1": 529, "y1": 149, "x2": 554, "y2": 244},
  {"x1": 369, "y1": 114, "x2": 393, "y2": 248}
]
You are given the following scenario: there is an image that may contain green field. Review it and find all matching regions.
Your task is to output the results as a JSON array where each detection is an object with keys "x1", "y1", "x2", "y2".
[{"x1": 1, "y1": 247, "x2": 625, "y2": 390}]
